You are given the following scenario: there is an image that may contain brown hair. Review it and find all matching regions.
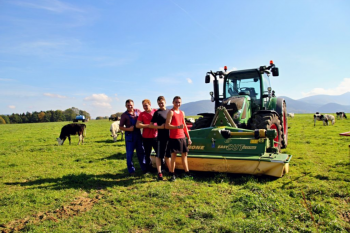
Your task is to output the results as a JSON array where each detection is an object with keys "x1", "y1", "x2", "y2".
[
  {"x1": 125, "y1": 99, "x2": 134, "y2": 105},
  {"x1": 173, "y1": 96, "x2": 181, "y2": 102},
  {"x1": 142, "y1": 99, "x2": 151, "y2": 105},
  {"x1": 157, "y1": 96, "x2": 165, "y2": 102}
]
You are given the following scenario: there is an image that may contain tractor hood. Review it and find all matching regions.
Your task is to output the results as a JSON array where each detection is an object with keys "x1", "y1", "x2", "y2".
[{"x1": 222, "y1": 96, "x2": 249, "y2": 117}]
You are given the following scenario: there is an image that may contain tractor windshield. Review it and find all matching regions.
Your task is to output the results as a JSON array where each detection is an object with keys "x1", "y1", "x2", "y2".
[
  {"x1": 262, "y1": 73, "x2": 271, "y2": 94},
  {"x1": 224, "y1": 71, "x2": 261, "y2": 100}
]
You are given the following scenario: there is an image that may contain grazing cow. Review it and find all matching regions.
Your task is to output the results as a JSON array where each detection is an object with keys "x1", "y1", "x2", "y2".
[
  {"x1": 314, "y1": 113, "x2": 335, "y2": 126},
  {"x1": 287, "y1": 113, "x2": 294, "y2": 118},
  {"x1": 110, "y1": 121, "x2": 124, "y2": 142},
  {"x1": 336, "y1": 112, "x2": 347, "y2": 119},
  {"x1": 57, "y1": 123, "x2": 86, "y2": 145}
]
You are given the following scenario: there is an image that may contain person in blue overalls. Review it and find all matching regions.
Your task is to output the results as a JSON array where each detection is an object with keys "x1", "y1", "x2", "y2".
[{"x1": 119, "y1": 99, "x2": 147, "y2": 176}]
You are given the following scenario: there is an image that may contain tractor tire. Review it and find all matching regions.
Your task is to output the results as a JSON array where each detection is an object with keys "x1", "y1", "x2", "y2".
[
  {"x1": 281, "y1": 101, "x2": 288, "y2": 149},
  {"x1": 251, "y1": 113, "x2": 282, "y2": 152},
  {"x1": 191, "y1": 116, "x2": 213, "y2": 130}
]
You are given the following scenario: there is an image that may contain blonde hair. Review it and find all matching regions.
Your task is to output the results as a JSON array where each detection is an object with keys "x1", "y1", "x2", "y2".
[{"x1": 142, "y1": 99, "x2": 151, "y2": 105}]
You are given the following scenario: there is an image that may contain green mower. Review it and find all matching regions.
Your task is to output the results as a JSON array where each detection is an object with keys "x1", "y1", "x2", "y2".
[{"x1": 178, "y1": 61, "x2": 291, "y2": 177}]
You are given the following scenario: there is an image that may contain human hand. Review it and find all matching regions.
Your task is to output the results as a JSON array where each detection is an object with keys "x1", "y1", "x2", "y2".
[
  {"x1": 188, "y1": 139, "x2": 192, "y2": 145},
  {"x1": 129, "y1": 126, "x2": 134, "y2": 131},
  {"x1": 178, "y1": 124, "x2": 184, "y2": 129}
]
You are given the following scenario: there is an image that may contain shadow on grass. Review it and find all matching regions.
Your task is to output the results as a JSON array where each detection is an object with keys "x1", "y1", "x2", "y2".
[
  {"x1": 4, "y1": 171, "x2": 148, "y2": 191},
  {"x1": 99, "y1": 152, "x2": 126, "y2": 160},
  {"x1": 183, "y1": 170, "x2": 277, "y2": 185},
  {"x1": 95, "y1": 140, "x2": 124, "y2": 144}
]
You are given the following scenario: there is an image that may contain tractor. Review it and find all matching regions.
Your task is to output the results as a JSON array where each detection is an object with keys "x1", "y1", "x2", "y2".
[{"x1": 192, "y1": 60, "x2": 287, "y2": 152}]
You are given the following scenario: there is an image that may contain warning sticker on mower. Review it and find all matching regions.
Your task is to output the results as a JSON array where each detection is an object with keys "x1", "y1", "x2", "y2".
[{"x1": 218, "y1": 144, "x2": 257, "y2": 151}]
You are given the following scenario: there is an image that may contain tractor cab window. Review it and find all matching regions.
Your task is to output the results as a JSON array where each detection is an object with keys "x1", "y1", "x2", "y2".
[{"x1": 224, "y1": 71, "x2": 261, "y2": 101}]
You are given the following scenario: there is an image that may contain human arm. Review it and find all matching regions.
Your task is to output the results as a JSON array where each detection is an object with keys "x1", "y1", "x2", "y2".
[
  {"x1": 149, "y1": 122, "x2": 164, "y2": 129},
  {"x1": 182, "y1": 111, "x2": 192, "y2": 145},
  {"x1": 136, "y1": 119, "x2": 150, "y2": 129}
]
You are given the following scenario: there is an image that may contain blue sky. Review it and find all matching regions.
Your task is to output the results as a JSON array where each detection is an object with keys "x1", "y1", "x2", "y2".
[{"x1": 1, "y1": 0, "x2": 349, "y2": 118}]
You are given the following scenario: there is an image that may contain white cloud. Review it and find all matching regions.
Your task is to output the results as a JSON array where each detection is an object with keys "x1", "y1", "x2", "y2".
[
  {"x1": 114, "y1": 94, "x2": 119, "y2": 101},
  {"x1": 11, "y1": 0, "x2": 84, "y2": 13},
  {"x1": 302, "y1": 78, "x2": 350, "y2": 97},
  {"x1": 0, "y1": 78, "x2": 15, "y2": 82},
  {"x1": 84, "y1": 93, "x2": 111, "y2": 102},
  {"x1": 186, "y1": 78, "x2": 193, "y2": 84},
  {"x1": 8, "y1": 105, "x2": 16, "y2": 109},
  {"x1": 44, "y1": 93, "x2": 67, "y2": 99},
  {"x1": 84, "y1": 93, "x2": 112, "y2": 109}
]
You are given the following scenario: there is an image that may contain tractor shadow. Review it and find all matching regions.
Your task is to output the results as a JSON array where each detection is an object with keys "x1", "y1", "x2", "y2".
[{"x1": 187, "y1": 171, "x2": 278, "y2": 185}]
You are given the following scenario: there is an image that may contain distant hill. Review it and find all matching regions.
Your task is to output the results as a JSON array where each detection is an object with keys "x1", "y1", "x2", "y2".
[
  {"x1": 167, "y1": 100, "x2": 215, "y2": 116},
  {"x1": 297, "y1": 92, "x2": 350, "y2": 106},
  {"x1": 179, "y1": 92, "x2": 350, "y2": 115}
]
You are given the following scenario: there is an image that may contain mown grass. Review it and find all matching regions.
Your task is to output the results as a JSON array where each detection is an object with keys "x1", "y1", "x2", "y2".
[{"x1": 0, "y1": 115, "x2": 349, "y2": 232}]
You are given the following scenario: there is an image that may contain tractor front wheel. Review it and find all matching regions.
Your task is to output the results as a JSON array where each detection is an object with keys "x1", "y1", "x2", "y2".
[{"x1": 251, "y1": 113, "x2": 282, "y2": 152}]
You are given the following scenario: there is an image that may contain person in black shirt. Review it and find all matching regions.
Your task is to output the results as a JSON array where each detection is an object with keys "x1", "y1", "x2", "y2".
[{"x1": 149, "y1": 96, "x2": 171, "y2": 180}]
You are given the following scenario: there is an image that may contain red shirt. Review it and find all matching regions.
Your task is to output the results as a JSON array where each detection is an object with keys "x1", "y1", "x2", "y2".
[
  {"x1": 169, "y1": 109, "x2": 185, "y2": 139},
  {"x1": 138, "y1": 109, "x2": 157, "y2": 138}
]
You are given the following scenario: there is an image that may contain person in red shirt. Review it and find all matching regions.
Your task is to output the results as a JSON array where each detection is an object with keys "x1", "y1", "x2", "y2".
[
  {"x1": 165, "y1": 96, "x2": 192, "y2": 181},
  {"x1": 136, "y1": 99, "x2": 157, "y2": 172}
]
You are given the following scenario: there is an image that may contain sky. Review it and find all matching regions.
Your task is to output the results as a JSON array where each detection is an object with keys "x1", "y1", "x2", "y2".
[{"x1": 1, "y1": 0, "x2": 350, "y2": 118}]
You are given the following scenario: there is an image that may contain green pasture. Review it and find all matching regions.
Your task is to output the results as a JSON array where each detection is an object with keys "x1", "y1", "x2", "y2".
[{"x1": 0, "y1": 115, "x2": 349, "y2": 232}]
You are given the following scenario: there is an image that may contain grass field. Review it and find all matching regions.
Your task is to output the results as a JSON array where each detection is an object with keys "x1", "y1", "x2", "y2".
[{"x1": 0, "y1": 115, "x2": 349, "y2": 232}]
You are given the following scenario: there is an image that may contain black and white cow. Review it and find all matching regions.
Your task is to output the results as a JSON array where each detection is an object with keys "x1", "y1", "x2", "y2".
[
  {"x1": 57, "y1": 123, "x2": 86, "y2": 145},
  {"x1": 314, "y1": 113, "x2": 335, "y2": 126},
  {"x1": 336, "y1": 112, "x2": 347, "y2": 119}
]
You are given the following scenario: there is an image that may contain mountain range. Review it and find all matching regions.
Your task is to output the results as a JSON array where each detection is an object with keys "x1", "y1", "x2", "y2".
[{"x1": 177, "y1": 92, "x2": 350, "y2": 116}]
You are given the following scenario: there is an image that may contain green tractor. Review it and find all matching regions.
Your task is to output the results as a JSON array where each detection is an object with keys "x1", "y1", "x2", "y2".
[
  {"x1": 192, "y1": 60, "x2": 288, "y2": 152},
  {"x1": 150, "y1": 61, "x2": 291, "y2": 177}
]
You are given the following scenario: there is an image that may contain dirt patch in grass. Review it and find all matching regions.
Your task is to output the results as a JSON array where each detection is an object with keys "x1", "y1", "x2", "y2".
[{"x1": 0, "y1": 191, "x2": 103, "y2": 232}]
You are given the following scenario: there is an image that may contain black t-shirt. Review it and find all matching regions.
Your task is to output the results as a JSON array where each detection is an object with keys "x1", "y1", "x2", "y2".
[{"x1": 151, "y1": 109, "x2": 170, "y2": 140}]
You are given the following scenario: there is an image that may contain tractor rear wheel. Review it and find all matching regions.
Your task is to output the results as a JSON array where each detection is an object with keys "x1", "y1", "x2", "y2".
[
  {"x1": 191, "y1": 116, "x2": 213, "y2": 130},
  {"x1": 281, "y1": 101, "x2": 288, "y2": 149},
  {"x1": 251, "y1": 113, "x2": 282, "y2": 152}
]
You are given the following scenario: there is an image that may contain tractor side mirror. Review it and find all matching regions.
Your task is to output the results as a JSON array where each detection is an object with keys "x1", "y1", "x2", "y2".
[
  {"x1": 205, "y1": 74, "x2": 210, "y2": 83},
  {"x1": 272, "y1": 67, "x2": 279, "y2": 76}
]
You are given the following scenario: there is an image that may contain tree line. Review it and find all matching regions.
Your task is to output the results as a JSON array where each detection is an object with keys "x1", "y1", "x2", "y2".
[
  {"x1": 0, "y1": 107, "x2": 91, "y2": 124},
  {"x1": 95, "y1": 112, "x2": 123, "y2": 120}
]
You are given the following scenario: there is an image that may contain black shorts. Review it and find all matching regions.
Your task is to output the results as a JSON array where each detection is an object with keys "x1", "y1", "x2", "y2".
[
  {"x1": 169, "y1": 138, "x2": 189, "y2": 154},
  {"x1": 156, "y1": 139, "x2": 171, "y2": 159}
]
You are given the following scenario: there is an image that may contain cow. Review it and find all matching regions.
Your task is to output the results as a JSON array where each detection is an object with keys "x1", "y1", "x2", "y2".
[
  {"x1": 314, "y1": 113, "x2": 335, "y2": 126},
  {"x1": 336, "y1": 112, "x2": 347, "y2": 119},
  {"x1": 110, "y1": 121, "x2": 124, "y2": 142},
  {"x1": 287, "y1": 113, "x2": 294, "y2": 118},
  {"x1": 57, "y1": 123, "x2": 86, "y2": 145}
]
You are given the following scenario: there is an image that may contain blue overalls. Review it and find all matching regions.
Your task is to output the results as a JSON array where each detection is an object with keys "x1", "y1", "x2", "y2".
[{"x1": 125, "y1": 110, "x2": 146, "y2": 174}]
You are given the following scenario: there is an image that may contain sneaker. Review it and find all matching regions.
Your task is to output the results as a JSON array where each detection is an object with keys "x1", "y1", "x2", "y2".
[
  {"x1": 169, "y1": 173, "x2": 176, "y2": 182},
  {"x1": 158, "y1": 173, "x2": 163, "y2": 181},
  {"x1": 184, "y1": 172, "x2": 193, "y2": 179},
  {"x1": 130, "y1": 172, "x2": 136, "y2": 177}
]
